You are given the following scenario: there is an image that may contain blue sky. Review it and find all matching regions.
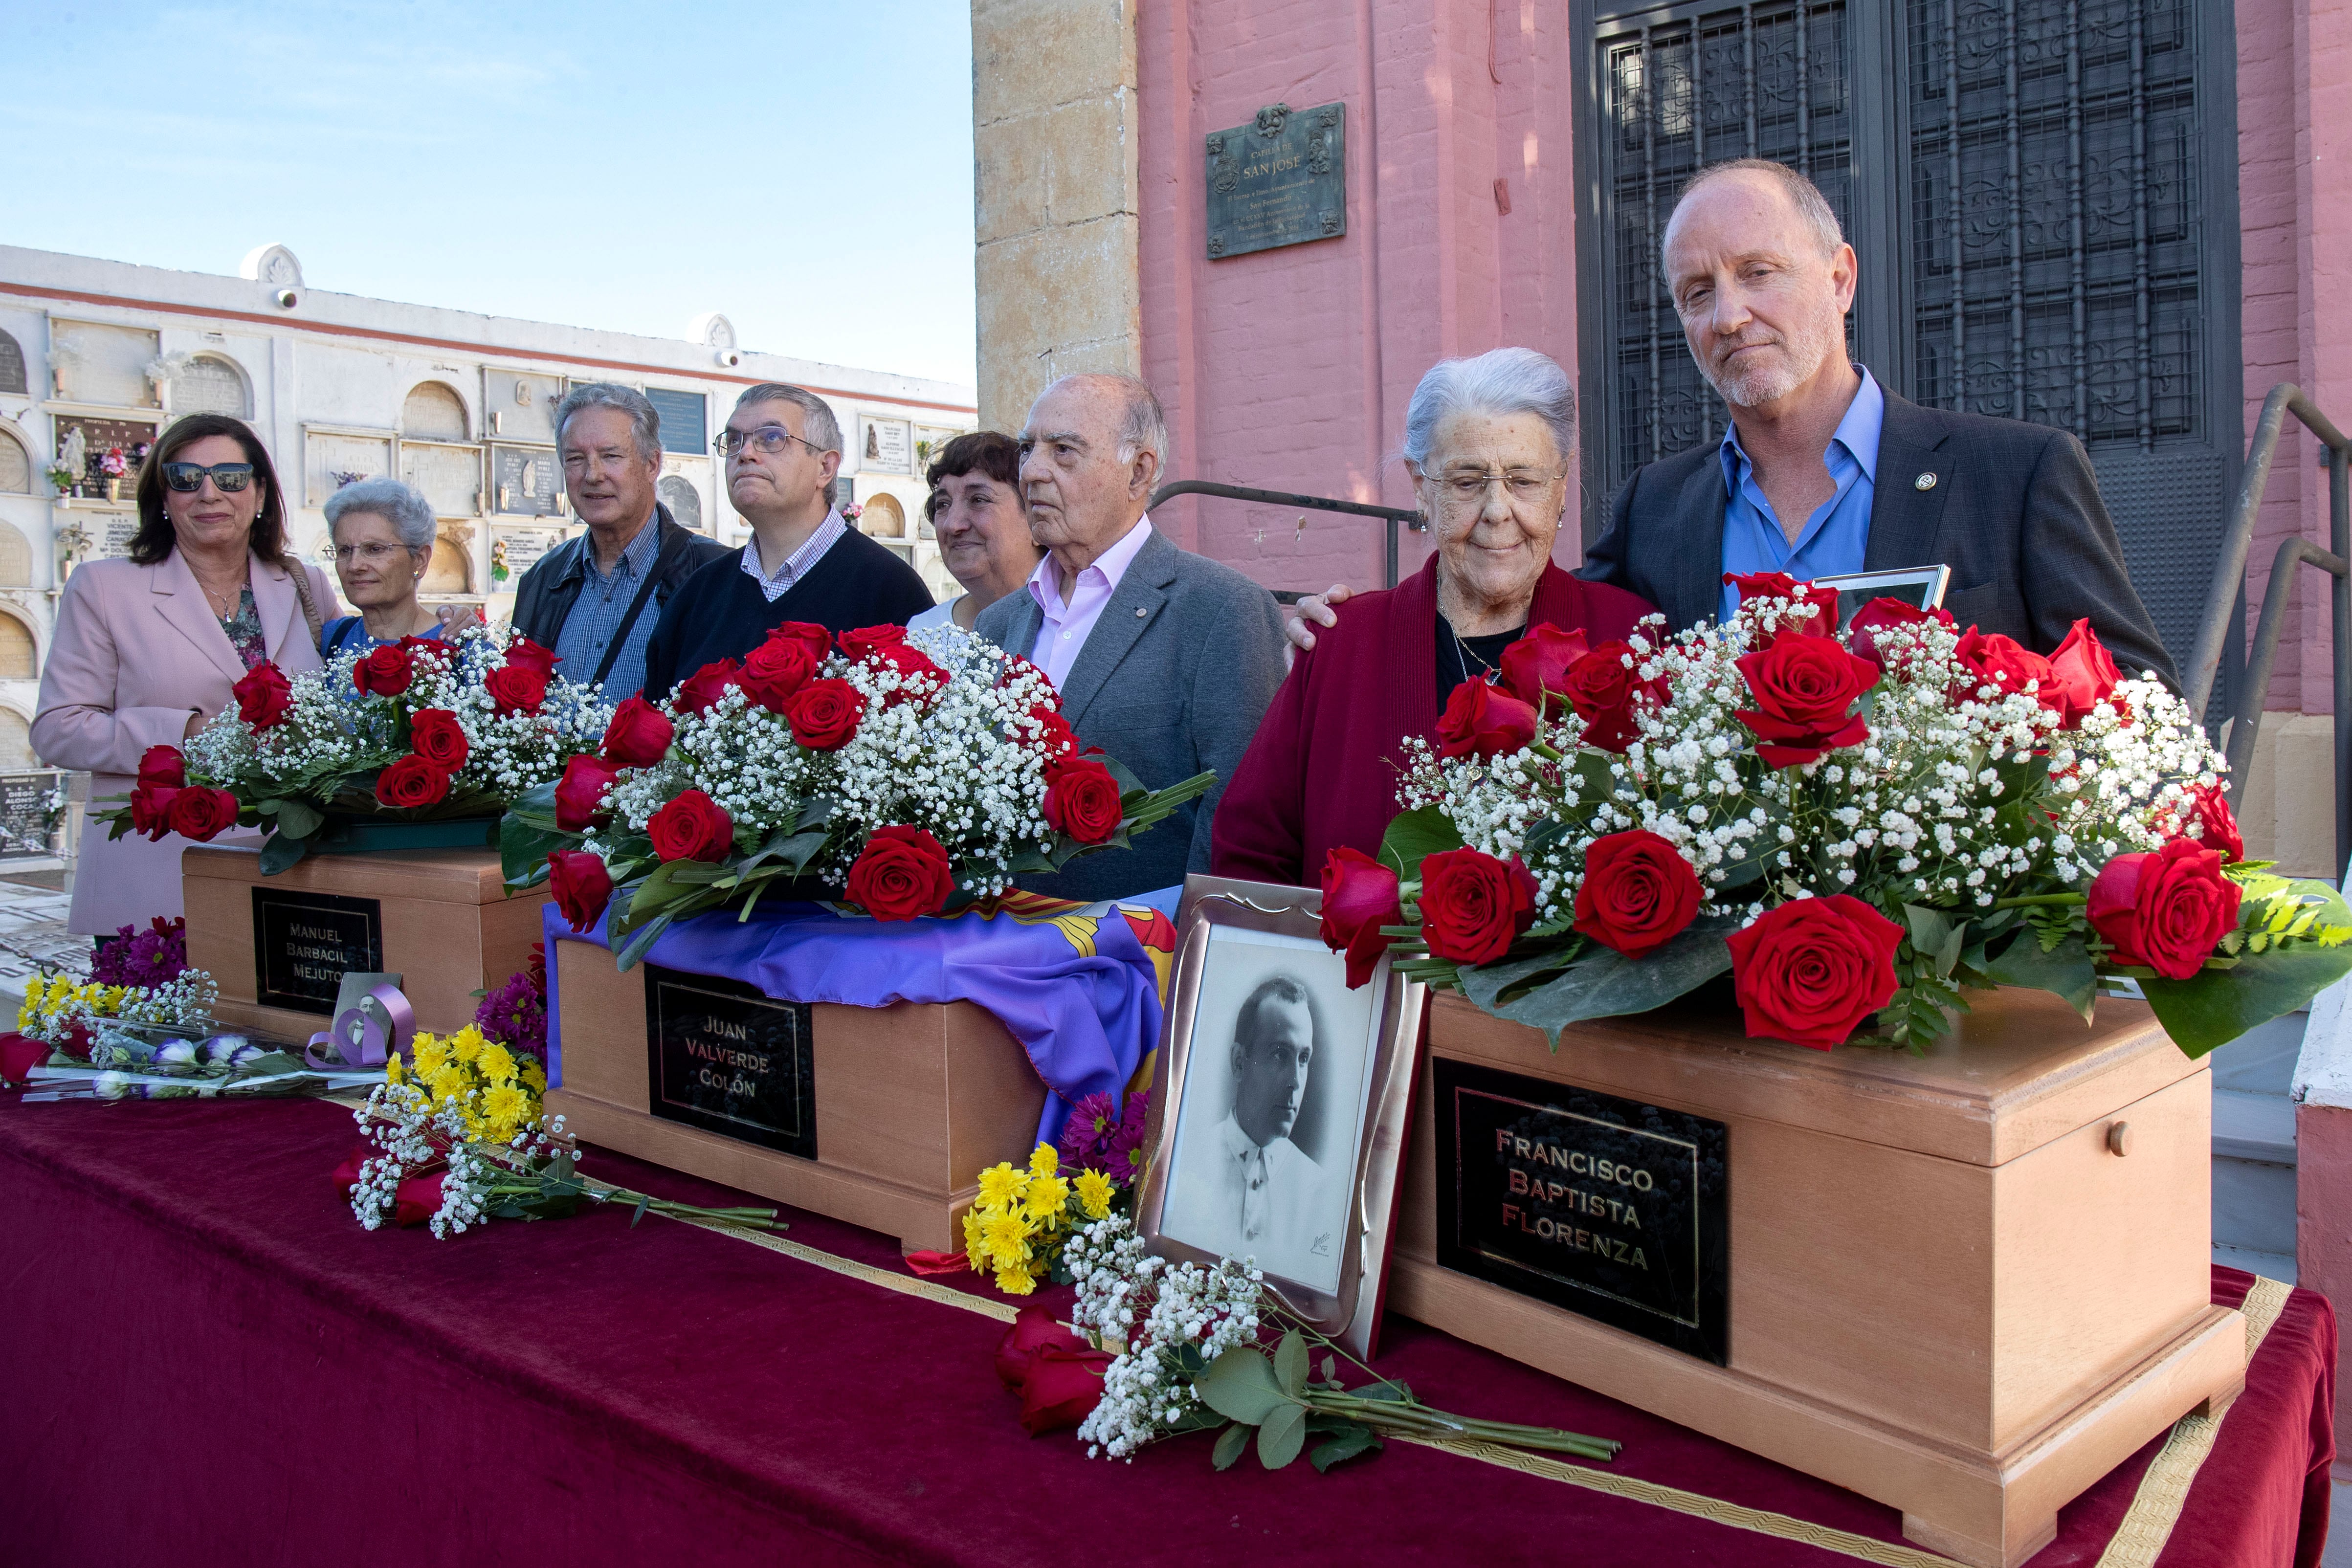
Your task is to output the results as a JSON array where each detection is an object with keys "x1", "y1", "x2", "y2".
[{"x1": 0, "y1": 0, "x2": 979, "y2": 386}]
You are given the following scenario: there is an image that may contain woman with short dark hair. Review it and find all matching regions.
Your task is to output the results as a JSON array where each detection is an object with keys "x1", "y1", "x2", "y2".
[
  {"x1": 908, "y1": 431, "x2": 1038, "y2": 633},
  {"x1": 32, "y1": 414, "x2": 339, "y2": 936}
]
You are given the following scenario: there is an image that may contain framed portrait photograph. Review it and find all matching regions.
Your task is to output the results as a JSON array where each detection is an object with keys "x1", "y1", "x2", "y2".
[
  {"x1": 1134, "y1": 875, "x2": 1424, "y2": 1359},
  {"x1": 1811, "y1": 564, "x2": 1952, "y2": 629}
]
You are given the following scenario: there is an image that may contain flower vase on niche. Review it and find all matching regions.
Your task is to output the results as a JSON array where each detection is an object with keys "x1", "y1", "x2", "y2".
[{"x1": 105, "y1": 479, "x2": 120, "y2": 504}]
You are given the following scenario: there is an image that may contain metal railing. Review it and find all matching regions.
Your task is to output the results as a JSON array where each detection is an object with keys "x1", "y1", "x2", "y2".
[
  {"x1": 1149, "y1": 481, "x2": 1426, "y2": 589},
  {"x1": 2186, "y1": 383, "x2": 2352, "y2": 868}
]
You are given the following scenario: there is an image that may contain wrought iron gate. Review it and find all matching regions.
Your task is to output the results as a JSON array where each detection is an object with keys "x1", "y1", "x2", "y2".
[{"x1": 1571, "y1": 0, "x2": 2240, "y2": 673}]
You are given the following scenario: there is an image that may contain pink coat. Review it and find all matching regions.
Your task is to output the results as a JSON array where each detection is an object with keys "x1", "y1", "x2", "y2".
[{"x1": 33, "y1": 551, "x2": 340, "y2": 936}]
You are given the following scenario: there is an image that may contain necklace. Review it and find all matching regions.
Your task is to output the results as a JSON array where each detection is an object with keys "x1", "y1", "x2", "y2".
[
  {"x1": 1437, "y1": 569, "x2": 1518, "y2": 684},
  {"x1": 198, "y1": 574, "x2": 247, "y2": 619}
]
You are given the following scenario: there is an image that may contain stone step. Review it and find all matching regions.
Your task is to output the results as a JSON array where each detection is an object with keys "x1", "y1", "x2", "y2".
[{"x1": 2215, "y1": 1086, "x2": 2298, "y2": 1165}]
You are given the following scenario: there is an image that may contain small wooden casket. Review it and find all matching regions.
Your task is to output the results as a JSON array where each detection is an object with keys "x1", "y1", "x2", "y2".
[
  {"x1": 1393, "y1": 988, "x2": 2243, "y2": 1568},
  {"x1": 183, "y1": 846, "x2": 549, "y2": 1039},
  {"x1": 542, "y1": 937, "x2": 1044, "y2": 1254}
]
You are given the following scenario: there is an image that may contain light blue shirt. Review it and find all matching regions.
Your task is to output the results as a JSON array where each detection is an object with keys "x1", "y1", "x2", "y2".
[
  {"x1": 1717, "y1": 366, "x2": 1884, "y2": 623},
  {"x1": 554, "y1": 508, "x2": 665, "y2": 698}
]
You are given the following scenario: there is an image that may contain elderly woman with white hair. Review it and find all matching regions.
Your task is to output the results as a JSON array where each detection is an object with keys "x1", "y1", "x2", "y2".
[
  {"x1": 316, "y1": 477, "x2": 451, "y2": 655},
  {"x1": 1211, "y1": 348, "x2": 1657, "y2": 885}
]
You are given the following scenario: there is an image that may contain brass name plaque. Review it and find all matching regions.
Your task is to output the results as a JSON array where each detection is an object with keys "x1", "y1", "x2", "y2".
[
  {"x1": 1204, "y1": 100, "x2": 1346, "y2": 260},
  {"x1": 251, "y1": 888, "x2": 383, "y2": 1016},
  {"x1": 1434, "y1": 1058, "x2": 1729, "y2": 1364},
  {"x1": 644, "y1": 963, "x2": 817, "y2": 1160}
]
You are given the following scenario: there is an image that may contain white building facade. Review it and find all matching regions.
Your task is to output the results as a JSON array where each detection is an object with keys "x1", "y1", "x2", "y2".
[{"x1": 0, "y1": 242, "x2": 979, "y2": 771}]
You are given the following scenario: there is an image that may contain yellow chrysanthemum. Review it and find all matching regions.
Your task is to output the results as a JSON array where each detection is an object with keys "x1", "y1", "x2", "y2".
[
  {"x1": 1022, "y1": 1172, "x2": 1070, "y2": 1224},
  {"x1": 477, "y1": 1041, "x2": 518, "y2": 1084},
  {"x1": 448, "y1": 1026, "x2": 485, "y2": 1065},
  {"x1": 1074, "y1": 1169, "x2": 1116, "y2": 1220},
  {"x1": 1027, "y1": 1143, "x2": 1059, "y2": 1179},
  {"x1": 976, "y1": 1162, "x2": 1026, "y2": 1210},
  {"x1": 425, "y1": 1065, "x2": 468, "y2": 1106},
  {"x1": 519, "y1": 1058, "x2": 547, "y2": 1092},
  {"x1": 993, "y1": 1265, "x2": 1038, "y2": 1296},
  {"x1": 411, "y1": 1036, "x2": 450, "y2": 1078},
  {"x1": 961, "y1": 1207, "x2": 989, "y2": 1266},
  {"x1": 383, "y1": 1054, "x2": 407, "y2": 1086},
  {"x1": 481, "y1": 1082, "x2": 531, "y2": 1130},
  {"x1": 979, "y1": 1212, "x2": 1033, "y2": 1265}
]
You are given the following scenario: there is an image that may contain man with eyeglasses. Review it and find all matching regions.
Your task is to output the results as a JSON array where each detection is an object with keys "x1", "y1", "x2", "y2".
[
  {"x1": 511, "y1": 383, "x2": 728, "y2": 700},
  {"x1": 641, "y1": 383, "x2": 931, "y2": 701}
]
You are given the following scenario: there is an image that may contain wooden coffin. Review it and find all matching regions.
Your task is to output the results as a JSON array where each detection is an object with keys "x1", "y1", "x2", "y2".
[
  {"x1": 1393, "y1": 988, "x2": 2242, "y2": 1568},
  {"x1": 542, "y1": 936, "x2": 1044, "y2": 1254},
  {"x1": 183, "y1": 846, "x2": 549, "y2": 1039}
]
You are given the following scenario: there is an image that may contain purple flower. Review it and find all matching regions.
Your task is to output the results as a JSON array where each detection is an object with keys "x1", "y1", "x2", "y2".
[
  {"x1": 1058, "y1": 1088, "x2": 1151, "y2": 1187},
  {"x1": 473, "y1": 949, "x2": 548, "y2": 1063},
  {"x1": 91, "y1": 917, "x2": 190, "y2": 990}
]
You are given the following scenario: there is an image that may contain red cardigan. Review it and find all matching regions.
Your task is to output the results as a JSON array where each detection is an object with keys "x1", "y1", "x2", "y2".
[{"x1": 1210, "y1": 559, "x2": 1658, "y2": 887}]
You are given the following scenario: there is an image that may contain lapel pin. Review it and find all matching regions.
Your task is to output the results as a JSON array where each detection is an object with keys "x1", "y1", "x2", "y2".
[
  {"x1": 1134, "y1": 606, "x2": 1148, "y2": 618},
  {"x1": 1914, "y1": 472, "x2": 1938, "y2": 491}
]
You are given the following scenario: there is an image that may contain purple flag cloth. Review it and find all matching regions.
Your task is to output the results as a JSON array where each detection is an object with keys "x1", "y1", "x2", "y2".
[{"x1": 543, "y1": 890, "x2": 1179, "y2": 1147}]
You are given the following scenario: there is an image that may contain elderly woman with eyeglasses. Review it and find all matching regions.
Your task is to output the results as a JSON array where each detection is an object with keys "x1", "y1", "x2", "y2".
[
  {"x1": 1210, "y1": 349, "x2": 1658, "y2": 886},
  {"x1": 33, "y1": 413, "x2": 340, "y2": 937},
  {"x1": 317, "y1": 478, "x2": 451, "y2": 655}
]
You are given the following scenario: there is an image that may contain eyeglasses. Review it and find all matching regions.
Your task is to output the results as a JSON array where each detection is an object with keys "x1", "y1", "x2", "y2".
[
  {"x1": 332, "y1": 542, "x2": 413, "y2": 564},
  {"x1": 160, "y1": 461, "x2": 256, "y2": 493},
  {"x1": 714, "y1": 424, "x2": 825, "y2": 459},
  {"x1": 1429, "y1": 467, "x2": 1564, "y2": 508}
]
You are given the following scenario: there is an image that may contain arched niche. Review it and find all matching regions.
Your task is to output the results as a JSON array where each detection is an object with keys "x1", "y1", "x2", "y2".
[
  {"x1": 657, "y1": 474, "x2": 703, "y2": 532},
  {"x1": 0, "y1": 329, "x2": 24, "y2": 396},
  {"x1": 401, "y1": 382, "x2": 469, "y2": 442},
  {"x1": 859, "y1": 492, "x2": 906, "y2": 539},
  {"x1": 0, "y1": 612, "x2": 37, "y2": 679},
  {"x1": 173, "y1": 354, "x2": 251, "y2": 418},
  {"x1": 0, "y1": 431, "x2": 30, "y2": 495},
  {"x1": 0, "y1": 709, "x2": 33, "y2": 770}
]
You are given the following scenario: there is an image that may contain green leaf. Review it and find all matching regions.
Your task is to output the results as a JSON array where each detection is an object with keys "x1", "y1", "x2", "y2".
[
  {"x1": 257, "y1": 829, "x2": 311, "y2": 876},
  {"x1": 612, "y1": 911, "x2": 674, "y2": 973},
  {"x1": 1308, "y1": 1426, "x2": 1384, "y2": 1473},
  {"x1": 628, "y1": 1193, "x2": 651, "y2": 1228},
  {"x1": 1457, "y1": 918, "x2": 1736, "y2": 1045},
  {"x1": 1982, "y1": 930, "x2": 2099, "y2": 1021},
  {"x1": 1256, "y1": 1403, "x2": 1308, "y2": 1470},
  {"x1": 2141, "y1": 947, "x2": 2352, "y2": 1058},
  {"x1": 1351, "y1": 1379, "x2": 1413, "y2": 1403},
  {"x1": 1193, "y1": 1347, "x2": 1288, "y2": 1426},
  {"x1": 507, "y1": 778, "x2": 562, "y2": 830},
  {"x1": 270, "y1": 799, "x2": 325, "y2": 839},
  {"x1": 1211, "y1": 1422, "x2": 1251, "y2": 1471},
  {"x1": 1376, "y1": 805, "x2": 1465, "y2": 880},
  {"x1": 500, "y1": 814, "x2": 571, "y2": 889},
  {"x1": 1274, "y1": 1330, "x2": 1309, "y2": 1397},
  {"x1": 1901, "y1": 905, "x2": 1965, "y2": 979}
]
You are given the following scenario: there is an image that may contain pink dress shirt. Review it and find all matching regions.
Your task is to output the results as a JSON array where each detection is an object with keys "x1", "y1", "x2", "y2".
[{"x1": 1024, "y1": 515, "x2": 1154, "y2": 690}]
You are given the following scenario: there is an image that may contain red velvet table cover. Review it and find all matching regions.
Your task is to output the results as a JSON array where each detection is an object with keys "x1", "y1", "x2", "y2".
[{"x1": 0, "y1": 1096, "x2": 2332, "y2": 1568}]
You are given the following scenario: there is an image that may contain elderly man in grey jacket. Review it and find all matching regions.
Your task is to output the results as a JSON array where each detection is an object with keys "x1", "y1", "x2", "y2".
[{"x1": 976, "y1": 373, "x2": 1285, "y2": 902}]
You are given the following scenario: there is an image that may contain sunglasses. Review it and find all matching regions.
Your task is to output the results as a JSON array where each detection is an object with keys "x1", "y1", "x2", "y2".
[{"x1": 160, "y1": 461, "x2": 258, "y2": 493}]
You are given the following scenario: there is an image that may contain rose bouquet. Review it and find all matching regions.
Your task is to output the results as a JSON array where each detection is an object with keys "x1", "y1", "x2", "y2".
[
  {"x1": 506, "y1": 621, "x2": 1214, "y2": 967},
  {"x1": 101, "y1": 625, "x2": 612, "y2": 873},
  {"x1": 1321, "y1": 575, "x2": 2352, "y2": 1056}
]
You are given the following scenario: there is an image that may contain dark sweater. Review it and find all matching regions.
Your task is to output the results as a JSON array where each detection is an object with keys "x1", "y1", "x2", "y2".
[{"x1": 641, "y1": 528, "x2": 933, "y2": 702}]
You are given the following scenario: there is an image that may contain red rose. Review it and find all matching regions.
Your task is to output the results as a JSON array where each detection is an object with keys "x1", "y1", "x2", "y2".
[
  {"x1": 674, "y1": 659, "x2": 741, "y2": 715},
  {"x1": 865, "y1": 640, "x2": 949, "y2": 702},
  {"x1": 837, "y1": 623, "x2": 908, "y2": 660},
  {"x1": 993, "y1": 1307, "x2": 1109, "y2": 1435},
  {"x1": 1727, "y1": 571, "x2": 1840, "y2": 646},
  {"x1": 406, "y1": 708, "x2": 469, "y2": 771},
  {"x1": 737, "y1": 637, "x2": 819, "y2": 713},
  {"x1": 136, "y1": 745, "x2": 186, "y2": 789},
  {"x1": 844, "y1": 824, "x2": 955, "y2": 921},
  {"x1": 502, "y1": 637, "x2": 558, "y2": 676},
  {"x1": 166, "y1": 787, "x2": 240, "y2": 842},
  {"x1": 2087, "y1": 837, "x2": 2242, "y2": 981},
  {"x1": 1418, "y1": 847, "x2": 1539, "y2": 965},
  {"x1": 2044, "y1": 618, "x2": 2122, "y2": 728},
  {"x1": 398, "y1": 635, "x2": 454, "y2": 672},
  {"x1": 2177, "y1": 783, "x2": 2243, "y2": 862},
  {"x1": 1735, "y1": 634, "x2": 1880, "y2": 767},
  {"x1": 1848, "y1": 597, "x2": 1956, "y2": 668},
  {"x1": 353, "y1": 643, "x2": 416, "y2": 697},
  {"x1": 554, "y1": 754, "x2": 622, "y2": 833},
  {"x1": 375, "y1": 754, "x2": 451, "y2": 810},
  {"x1": 647, "y1": 789, "x2": 734, "y2": 862},
  {"x1": 766, "y1": 621, "x2": 837, "y2": 667},
  {"x1": 130, "y1": 784, "x2": 181, "y2": 841},
  {"x1": 1320, "y1": 846, "x2": 1403, "y2": 988},
  {"x1": 484, "y1": 663, "x2": 548, "y2": 716},
  {"x1": 784, "y1": 678, "x2": 867, "y2": 751},
  {"x1": 1724, "y1": 895, "x2": 1906, "y2": 1048},
  {"x1": 1953, "y1": 628, "x2": 2056, "y2": 708},
  {"x1": 1436, "y1": 679, "x2": 1539, "y2": 760},
  {"x1": 1498, "y1": 624, "x2": 1591, "y2": 710},
  {"x1": 233, "y1": 662, "x2": 294, "y2": 729},
  {"x1": 996, "y1": 1304, "x2": 1084, "y2": 1391},
  {"x1": 1028, "y1": 707, "x2": 1082, "y2": 761},
  {"x1": 547, "y1": 850, "x2": 615, "y2": 933},
  {"x1": 1573, "y1": 830, "x2": 1702, "y2": 959},
  {"x1": 1043, "y1": 756, "x2": 1124, "y2": 844},
  {"x1": 1562, "y1": 641, "x2": 1667, "y2": 752},
  {"x1": 601, "y1": 696, "x2": 675, "y2": 766}
]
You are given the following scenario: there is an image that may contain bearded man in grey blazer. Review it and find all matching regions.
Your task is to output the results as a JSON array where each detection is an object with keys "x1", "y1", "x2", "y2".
[{"x1": 976, "y1": 373, "x2": 1286, "y2": 901}]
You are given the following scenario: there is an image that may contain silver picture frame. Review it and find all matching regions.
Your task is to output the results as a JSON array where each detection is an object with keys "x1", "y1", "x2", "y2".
[
  {"x1": 1133, "y1": 874, "x2": 1425, "y2": 1359},
  {"x1": 1811, "y1": 564, "x2": 1953, "y2": 629}
]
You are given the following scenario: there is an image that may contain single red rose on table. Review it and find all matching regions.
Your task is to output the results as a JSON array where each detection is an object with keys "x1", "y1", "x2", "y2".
[
  {"x1": 233, "y1": 662, "x2": 293, "y2": 729},
  {"x1": 992, "y1": 1306, "x2": 1111, "y2": 1435},
  {"x1": 1726, "y1": 571, "x2": 1841, "y2": 647},
  {"x1": 647, "y1": 788, "x2": 735, "y2": 863},
  {"x1": 1043, "y1": 756, "x2": 1123, "y2": 844},
  {"x1": 502, "y1": 636, "x2": 558, "y2": 676},
  {"x1": 737, "y1": 637, "x2": 819, "y2": 712},
  {"x1": 2043, "y1": 618, "x2": 2122, "y2": 728},
  {"x1": 1436, "y1": 679, "x2": 1539, "y2": 760},
  {"x1": 844, "y1": 824, "x2": 955, "y2": 921},
  {"x1": 1498, "y1": 624, "x2": 1591, "y2": 710},
  {"x1": 1952, "y1": 628, "x2": 2056, "y2": 709},
  {"x1": 1562, "y1": 641, "x2": 1667, "y2": 752},
  {"x1": 333, "y1": 1146, "x2": 446, "y2": 1228},
  {"x1": 375, "y1": 754, "x2": 451, "y2": 810},
  {"x1": 674, "y1": 659, "x2": 741, "y2": 716},
  {"x1": 1724, "y1": 895, "x2": 1906, "y2": 1048},
  {"x1": 1419, "y1": 846, "x2": 1539, "y2": 965},
  {"x1": 554, "y1": 754, "x2": 622, "y2": 832},
  {"x1": 0, "y1": 1031, "x2": 47, "y2": 1087},
  {"x1": 1574, "y1": 830, "x2": 1702, "y2": 959},
  {"x1": 2087, "y1": 836, "x2": 2242, "y2": 981},
  {"x1": 1734, "y1": 634, "x2": 1880, "y2": 767},
  {"x1": 547, "y1": 849, "x2": 615, "y2": 932},
  {"x1": 166, "y1": 787, "x2": 240, "y2": 842},
  {"x1": 2177, "y1": 782, "x2": 2244, "y2": 862},
  {"x1": 600, "y1": 695, "x2": 675, "y2": 767},
  {"x1": 485, "y1": 663, "x2": 548, "y2": 717},
  {"x1": 129, "y1": 784, "x2": 181, "y2": 841},
  {"x1": 353, "y1": 643, "x2": 416, "y2": 697},
  {"x1": 406, "y1": 708, "x2": 470, "y2": 771},
  {"x1": 784, "y1": 678, "x2": 867, "y2": 751},
  {"x1": 1847, "y1": 597, "x2": 1956, "y2": 668},
  {"x1": 136, "y1": 745, "x2": 186, "y2": 789},
  {"x1": 1320, "y1": 846, "x2": 1403, "y2": 988}
]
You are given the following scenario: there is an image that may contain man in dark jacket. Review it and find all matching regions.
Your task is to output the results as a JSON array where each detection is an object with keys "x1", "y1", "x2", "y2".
[
  {"x1": 510, "y1": 383, "x2": 729, "y2": 700},
  {"x1": 1579, "y1": 158, "x2": 2175, "y2": 685}
]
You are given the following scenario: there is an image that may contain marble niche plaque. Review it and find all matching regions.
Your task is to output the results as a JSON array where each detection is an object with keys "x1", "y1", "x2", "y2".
[
  {"x1": 643, "y1": 963, "x2": 818, "y2": 1159},
  {"x1": 1204, "y1": 101, "x2": 1347, "y2": 260}
]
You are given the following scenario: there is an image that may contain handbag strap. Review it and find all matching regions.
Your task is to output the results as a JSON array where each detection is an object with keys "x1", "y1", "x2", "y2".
[
  {"x1": 590, "y1": 551, "x2": 667, "y2": 689},
  {"x1": 281, "y1": 555, "x2": 325, "y2": 646}
]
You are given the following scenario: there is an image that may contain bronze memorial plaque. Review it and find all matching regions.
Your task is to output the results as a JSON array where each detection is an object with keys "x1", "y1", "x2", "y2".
[
  {"x1": 644, "y1": 963, "x2": 818, "y2": 1160},
  {"x1": 1204, "y1": 100, "x2": 1346, "y2": 260},
  {"x1": 1434, "y1": 1058, "x2": 1729, "y2": 1363},
  {"x1": 251, "y1": 888, "x2": 384, "y2": 1016}
]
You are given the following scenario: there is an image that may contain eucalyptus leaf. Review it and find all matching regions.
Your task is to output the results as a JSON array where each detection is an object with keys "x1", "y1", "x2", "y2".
[
  {"x1": 1982, "y1": 929, "x2": 2099, "y2": 1021},
  {"x1": 1458, "y1": 918, "x2": 1736, "y2": 1044},
  {"x1": 2142, "y1": 947, "x2": 2352, "y2": 1058},
  {"x1": 1309, "y1": 1427, "x2": 1384, "y2": 1473},
  {"x1": 1193, "y1": 1347, "x2": 1287, "y2": 1426},
  {"x1": 257, "y1": 830, "x2": 311, "y2": 876},
  {"x1": 1377, "y1": 804, "x2": 1465, "y2": 880},
  {"x1": 1212, "y1": 1421, "x2": 1252, "y2": 1471},
  {"x1": 1256, "y1": 1402, "x2": 1308, "y2": 1470},
  {"x1": 1274, "y1": 1330, "x2": 1309, "y2": 1397},
  {"x1": 271, "y1": 799, "x2": 325, "y2": 839}
]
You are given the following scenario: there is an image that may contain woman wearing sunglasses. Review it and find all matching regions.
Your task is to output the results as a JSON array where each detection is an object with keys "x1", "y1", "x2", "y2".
[
  {"x1": 32, "y1": 413, "x2": 340, "y2": 939},
  {"x1": 317, "y1": 477, "x2": 449, "y2": 655}
]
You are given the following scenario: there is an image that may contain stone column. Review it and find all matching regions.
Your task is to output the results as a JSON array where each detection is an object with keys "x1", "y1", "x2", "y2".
[{"x1": 971, "y1": 0, "x2": 1143, "y2": 434}]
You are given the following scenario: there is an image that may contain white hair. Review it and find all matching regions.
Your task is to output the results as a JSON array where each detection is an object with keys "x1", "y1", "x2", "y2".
[
  {"x1": 324, "y1": 477, "x2": 436, "y2": 550},
  {"x1": 1400, "y1": 348, "x2": 1577, "y2": 469},
  {"x1": 554, "y1": 382, "x2": 663, "y2": 464},
  {"x1": 1035, "y1": 373, "x2": 1169, "y2": 473}
]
